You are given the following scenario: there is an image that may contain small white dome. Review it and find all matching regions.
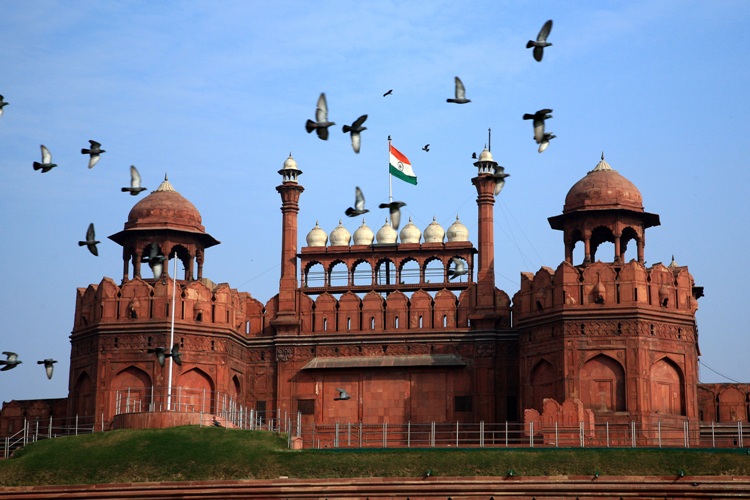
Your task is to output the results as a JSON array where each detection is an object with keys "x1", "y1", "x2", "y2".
[
  {"x1": 353, "y1": 219, "x2": 374, "y2": 245},
  {"x1": 478, "y1": 148, "x2": 493, "y2": 162},
  {"x1": 423, "y1": 216, "x2": 445, "y2": 243},
  {"x1": 446, "y1": 215, "x2": 469, "y2": 242},
  {"x1": 376, "y1": 219, "x2": 398, "y2": 244},
  {"x1": 305, "y1": 221, "x2": 327, "y2": 247},
  {"x1": 329, "y1": 219, "x2": 351, "y2": 246},
  {"x1": 399, "y1": 217, "x2": 421, "y2": 244},
  {"x1": 282, "y1": 153, "x2": 298, "y2": 170}
]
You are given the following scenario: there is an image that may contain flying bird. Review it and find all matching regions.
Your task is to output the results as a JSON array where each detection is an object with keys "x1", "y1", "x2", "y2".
[
  {"x1": 383, "y1": 89, "x2": 393, "y2": 97},
  {"x1": 81, "y1": 140, "x2": 106, "y2": 169},
  {"x1": 0, "y1": 352, "x2": 22, "y2": 371},
  {"x1": 448, "y1": 258, "x2": 468, "y2": 280},
  {"x1": 523, "y1": 108, "x2": 553, "y2": 144},
  {"x1": 538, "y1": 132, "x2": 556, "y2": 153},
  {"x1": 527, "y1": 19, "x2": 553, "y2": 62},
  {"x1": 33, "y1": 145, "x2": 57, "y2": 173},
  {"x1": 345, "y1": 186, "x2": 369, "y2": 217},
  {"x1": 37, "y1": 359, "x2": 58, "y2": 380},
  {"x1": 0, "y1": 95, "x2": 8, "y2": 116},
  {"x1": 422, "y1": 144, "x2": 430, "y2": 152},
  {"x1": 78, "y1": 223, "x2": 100, "y2": 256},
  {"x1": 168, "y1": 343, "x2": 182, "y2": 366},
  {"x1": 342, "y1": 114, "x2": 367, "y2": 153},
  {"x1": 148, "y1": 346, "x2": 168, "y2": 367},
  {"x1": 334, "y1": 388, "x2": 351, "y2": 401},
  {"x1": 122, "y1": 165, "x2": 147, "y2": 196},
  {"x1": 378, "y1": 201, "x2": 407, "y2": 231},
  {"x1": 143, "y1": 242, "x2": 166, "y2": 280},
  {"x1": 471, "y1": 152, "x2": 477, "y2": 160},
  {"x1": 492, "y1": 166, "x2": 510, "y2": 196},
  {"x1": 305, "y1": 92, "x2": 335, "y2": 140},
  {"x1": 447, "y1": 76, "x2": 471, "y2": 104}
]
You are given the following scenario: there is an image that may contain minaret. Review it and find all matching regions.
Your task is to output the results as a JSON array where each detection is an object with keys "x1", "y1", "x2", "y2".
[
  {"x1": 273, "y1": 154, "x2": 304, "y2": 335},
  {"x1": 470, "y1": 148, "x2": 509, "y2": 327}
]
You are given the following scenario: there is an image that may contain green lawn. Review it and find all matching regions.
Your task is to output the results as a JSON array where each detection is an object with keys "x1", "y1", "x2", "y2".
[{"x1": 1, "y1": 426, "x2": 748, "y2": 486}]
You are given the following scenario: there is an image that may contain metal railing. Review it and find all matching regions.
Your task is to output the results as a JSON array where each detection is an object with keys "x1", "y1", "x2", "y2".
[
  {"x1": 113, "y1": 386, "x2": 288, "y2": 432},
  {"x1": 285, "y1": 418, "x2": 750, "y2": 450},
  {"x1": 2, "y1": 415, "x2": 97, "y2": 459}
]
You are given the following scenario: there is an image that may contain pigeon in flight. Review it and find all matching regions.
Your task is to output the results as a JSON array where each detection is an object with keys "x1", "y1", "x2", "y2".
[
  {"x1": 168, "y1": 343, "x2": 182, "y2": 366},
  {"x1": 37, "y1": 359, "x2": 57, "y2": 380},
  {"x1": 78, "y1": 223, "x2": 100, "y2": 256},
  {"x1": 471, "y1": 152, "x2": 477, "y2": 160},
  {"x1": 383, "y1": 89, "x2": 393, "y2": 97},
  {"x1": 143, "y1": 242, "x2": 166, "y2": 280},
  {"x1": 527, "y1": 19, "x2": 553, "y2": 62},
  {"x1": 447, "y1": 76, "x2": 471, "y2": 104},
  {"x1": 0, "y1": 352, "x2": 22, "y2": 371},
  {"x1": 345, "y1": 186, "x2": 369, "y2": 217},
  {"x1": 523, "y1": 108, "x2": 553, "y2": 144},
  {"x1": 342, "y1": 114, "x2": 367, "y2": 153},
  {"x1": 492, "y1": 166, "x2": 510, "y2": 196},
  {"x1": 0, "y1": 95, "x2": 8, "y2": 116},
  {"x1": 448, "y1": 258, "x2": 468, "y2": 280},
  {"x1": 334, "y1": 388, "x2": 351, "y2": 401},
  {"x1": 81, "y1": 140, "x2": 106, "y2": 169},
  {"x1": 422, "y1": 144, "x2": 430, "y2": 152},
  {"x1": 538, "y1": 132, "x2": 556, "y2": 153},
  {"x1": 148, "y1": 346, "x2": 169, "y2": 367},
  {"x1": 122, "y1": 165, "x2": 147, "y2": 196},
  {"x1": 305, "y1": 92, "x2": 335, "y2": 140},
  {"x1": 378, "y1": 201, "x2": 407, "y2": 231},
  {"x1": 33, "y1": 145, "x2": 57, "y2": 173}
]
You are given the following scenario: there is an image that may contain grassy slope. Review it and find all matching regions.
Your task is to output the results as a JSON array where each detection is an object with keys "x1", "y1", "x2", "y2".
[{"x1": 1, "y1": 426, "x2": 749, "y2": 486}]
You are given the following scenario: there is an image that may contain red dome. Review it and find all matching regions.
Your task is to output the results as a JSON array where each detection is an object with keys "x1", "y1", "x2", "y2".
[
  {"x1": 563, "y1": 157, "x2": 643, "y2": 213},
  {"x1": 124, "y1": 177, "x2": 205, "y2": 233}
]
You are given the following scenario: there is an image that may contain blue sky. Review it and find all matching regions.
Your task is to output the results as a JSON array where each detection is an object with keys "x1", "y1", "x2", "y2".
[{"x1": 1, "y1": 1, "x2": 748, "y2": 403}]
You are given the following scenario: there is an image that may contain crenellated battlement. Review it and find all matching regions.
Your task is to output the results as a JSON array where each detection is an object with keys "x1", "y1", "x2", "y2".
[
  {"x1": 514, "y1": 259, "x2": 700, "y2": 321},
  {"x1": 72, "y1": 276, "x2": 266, "y2": 338}
]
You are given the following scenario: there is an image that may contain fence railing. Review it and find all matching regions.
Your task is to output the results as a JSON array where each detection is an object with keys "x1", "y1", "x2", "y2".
[
  {"x1": 284, "y1": 419, "x2": 749, "y2": 450},
  {"x1": 2, "y1": 415, "x2": 97, "y2": 459},
  {"x1": 113, "y1": 386, "x2": 288, "y2": 432}
]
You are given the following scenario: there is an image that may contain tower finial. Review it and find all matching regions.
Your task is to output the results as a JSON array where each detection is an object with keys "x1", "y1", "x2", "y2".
[
  {"x1": 488, "y1": 127, "x2": 492, "y2": 152},
  {"x1": 601, "y1": 151, "x2": 605, "y2": 161}
]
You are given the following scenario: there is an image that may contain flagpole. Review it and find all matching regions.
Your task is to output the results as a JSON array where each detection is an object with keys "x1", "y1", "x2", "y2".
[
  {"x1": 167, "y1": 255, "x2": 177, "y2": 411},
  {"x1": 388, "y1": 135, "x2": 393, "y2": 203}
]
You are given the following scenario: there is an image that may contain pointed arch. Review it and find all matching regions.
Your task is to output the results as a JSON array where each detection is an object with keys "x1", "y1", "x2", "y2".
[
  {"x1": 530, "y1": 359, "x2": 557, "y2": 412},
  {"x1": 580, "y1": 354, "x2": 625, "y2": 412},
  {"x1": 176, "y1": 367, "x2": 216, "y2": 413},
  {"x1": 112, "y1": 366, "x2": 153, "y2": 413},
  {"x1": 651, "y1": 357, "x2": 685, "y2": 416},
  {"x1": 72, "y1": 371, "x2": 94, "y2": 417}
]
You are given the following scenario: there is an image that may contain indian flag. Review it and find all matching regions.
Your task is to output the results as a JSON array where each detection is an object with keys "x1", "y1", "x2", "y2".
[{"x1": 389, "y1": 144, "x2": 417, "y2": 185}]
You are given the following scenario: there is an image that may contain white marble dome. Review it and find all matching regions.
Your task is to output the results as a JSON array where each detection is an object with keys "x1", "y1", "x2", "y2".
[
  {"x1": 329, "y1": 219, "x2": 351, "y2": 246},
  {"x1": 375, "y1": 219, "x2": 398, "y2": 244},
  {"x1": 399, "y1": 217, "x2": 421, "y2": 243},
  {"x1": 446, "y1": 215, "x2": 469, "y2": 242},
  {"x1": 305, "y1": 221, "x2": 327, "y2": 247},
  {"x1": 423, "y1": 216, "x2": 445, "y2": 243},
  {"x1": 352, "y1": 219, "x2": 374, "y2": 245},
  {"x1": 282, "y1": 153, "x2": 298, "y2": 170},
  {"x1": 478, "y1": 148, "x2": 493, "y2": 162}
]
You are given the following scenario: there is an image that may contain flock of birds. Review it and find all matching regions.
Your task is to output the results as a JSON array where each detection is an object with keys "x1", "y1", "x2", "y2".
[
  {"x1": 0, "y1": 20, "x2": 554, "y2": 385},
  {"x1": 1, "y1": 93, "x2": 185, "y2": 380},
  {"x1": 318, "y1": 20, "x2": 554, "y2": 285}
]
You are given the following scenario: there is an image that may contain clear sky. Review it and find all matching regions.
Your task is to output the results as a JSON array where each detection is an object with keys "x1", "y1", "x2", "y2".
[{"x1": 1, "y1": 1, "x2": 748, "y2": 404}]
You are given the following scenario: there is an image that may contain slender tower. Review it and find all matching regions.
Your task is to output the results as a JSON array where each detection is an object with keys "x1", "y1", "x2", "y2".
[
  {"x1": 470, "y1": 148, "x2": 509, "y2": 328},
  {"x1": 273, "y1": 154, "x2": 304, "y2": 335}
]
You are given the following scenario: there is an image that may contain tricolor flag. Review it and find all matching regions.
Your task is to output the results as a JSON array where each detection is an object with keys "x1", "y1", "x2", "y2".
[{"x1": 389, "y1": 144, "x2": 417, "y2": 185}]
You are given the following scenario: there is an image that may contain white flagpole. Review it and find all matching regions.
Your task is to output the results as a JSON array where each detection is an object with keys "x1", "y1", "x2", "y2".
[
  {"x1": 388, "y1": 136, "x2": 393, "y2": 203},
  {"x1": 167, "y1": 255, "x2": 177, "y2": 411}
]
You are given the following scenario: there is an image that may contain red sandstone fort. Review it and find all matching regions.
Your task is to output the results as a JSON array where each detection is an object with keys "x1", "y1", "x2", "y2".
[{"x1": 2, "y1": 150, "x2": 747, "y2": 447}]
